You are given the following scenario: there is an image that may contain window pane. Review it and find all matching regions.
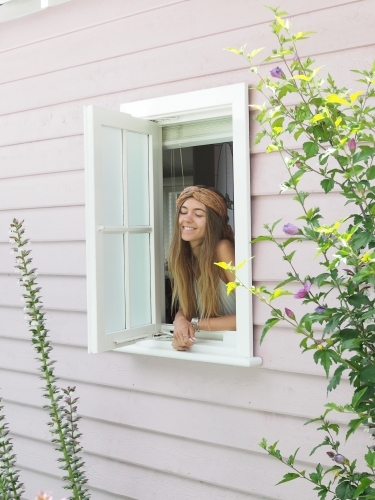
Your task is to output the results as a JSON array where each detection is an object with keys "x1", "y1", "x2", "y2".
[
  {"x1": 103, "y1": 233, "x2": 126, "y2": 333},
  {"x1": 101, "y1": 126, "x2": 124, "y2": 226},
  {"x1": 127, "y1": 131, "x2": 150, "y2": 226},
  {"x1": 129, "y1": 233, "x2": 151, "y2": 327}
]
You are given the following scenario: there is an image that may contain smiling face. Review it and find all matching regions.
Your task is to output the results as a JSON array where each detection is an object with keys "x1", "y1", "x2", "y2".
[{"x1": 178, "y1": 197, "x2": 207, "y2": 250}]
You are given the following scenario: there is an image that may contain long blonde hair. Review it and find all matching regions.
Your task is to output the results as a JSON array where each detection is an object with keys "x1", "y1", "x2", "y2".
[{"x1": 167, "y1": 187, "x2": 232, "y2": 320}]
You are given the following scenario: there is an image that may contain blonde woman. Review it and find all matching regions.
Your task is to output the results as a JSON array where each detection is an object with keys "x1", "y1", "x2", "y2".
[{"x1": 168, "y1": 185, "x2": 236, "y2": 351}]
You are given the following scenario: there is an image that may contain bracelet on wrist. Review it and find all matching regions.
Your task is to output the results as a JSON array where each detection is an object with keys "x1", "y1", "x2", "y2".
[{"x1": 191, "y1": 317, "x2": 200, "y2": 332}]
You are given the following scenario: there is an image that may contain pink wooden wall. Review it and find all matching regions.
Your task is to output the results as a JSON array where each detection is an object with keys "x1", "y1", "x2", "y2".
[{"x1": 0, "y1": 0, "x2": 370, "y2": 498}]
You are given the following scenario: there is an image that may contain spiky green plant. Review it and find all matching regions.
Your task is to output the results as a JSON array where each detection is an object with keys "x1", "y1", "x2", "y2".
[
  {"x1": 9, "y1": 218, "x2": 90, "y2": 500},
  {"x1": 0, "y1": 397, "x2": 24, "y2": 500}
]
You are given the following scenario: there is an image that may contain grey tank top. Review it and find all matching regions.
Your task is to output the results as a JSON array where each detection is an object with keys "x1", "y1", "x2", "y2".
[{"x1": 195, "y1": 279, "x2": 236, "y2": 316}]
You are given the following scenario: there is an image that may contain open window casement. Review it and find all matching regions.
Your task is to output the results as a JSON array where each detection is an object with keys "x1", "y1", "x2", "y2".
[
  {"x1": 84, "y1": 106, "x2": 163, "y2": 353},
  {"x1": 85, "y1": 83, "x2": 262, "y2": 367}
]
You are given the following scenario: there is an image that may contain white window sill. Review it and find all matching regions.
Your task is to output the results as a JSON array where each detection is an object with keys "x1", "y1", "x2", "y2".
[{"x1": 116, "y1": 338, "x2": 262, "y2": 367}]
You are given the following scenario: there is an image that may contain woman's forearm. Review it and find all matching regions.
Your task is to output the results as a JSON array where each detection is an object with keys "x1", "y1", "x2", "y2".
[{"x1": 198, "y1": 314, "x2": 236, "y2": 331}]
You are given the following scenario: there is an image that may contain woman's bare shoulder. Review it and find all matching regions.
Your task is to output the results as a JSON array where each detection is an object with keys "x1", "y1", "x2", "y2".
[{"x1": 215, "y1": 239, "x2": 235, "y2": 262}]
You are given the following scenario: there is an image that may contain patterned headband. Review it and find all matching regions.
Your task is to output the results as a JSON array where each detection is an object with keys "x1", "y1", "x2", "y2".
[{"x1": 176, "y1": 186, "x2": 234, "y2": 242}]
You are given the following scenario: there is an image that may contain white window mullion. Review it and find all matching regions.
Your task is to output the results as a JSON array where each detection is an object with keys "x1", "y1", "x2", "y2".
[
  {"x1": 124, "y1": 229, "x2": 131, "y2": 329},
  {"x1": 148, "y1": 140, "x2": 156, "y2": 326},
  {"x1": 122, "y1": 129, "x2": 130, "y2": 330}
]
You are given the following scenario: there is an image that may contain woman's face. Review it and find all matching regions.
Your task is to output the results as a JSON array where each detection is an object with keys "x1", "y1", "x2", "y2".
[{"x1": 178, "y1": 197, "x2": 207, "y2": 247}]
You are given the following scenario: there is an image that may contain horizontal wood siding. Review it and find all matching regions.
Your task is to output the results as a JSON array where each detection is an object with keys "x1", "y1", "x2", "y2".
[{"x1": 0, "y1": 0, "x2": 371, "y2": 498}]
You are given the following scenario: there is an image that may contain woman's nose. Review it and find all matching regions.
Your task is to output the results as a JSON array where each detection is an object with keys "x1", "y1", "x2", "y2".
[{"x1": 181, "y1": 212, "x2": 193, "y2": 221}]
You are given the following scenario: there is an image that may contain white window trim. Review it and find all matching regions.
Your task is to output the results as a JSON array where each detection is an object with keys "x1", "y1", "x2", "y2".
[
  {"x1": 0, "y1": 0, "x2": 70, "y2": 23},
  {"x1": 84, "y1": 83, "x2": 262, "y2": 367}
]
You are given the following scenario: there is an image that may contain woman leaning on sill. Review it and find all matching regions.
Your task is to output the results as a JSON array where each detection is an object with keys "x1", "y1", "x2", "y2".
[{"x1": 168, "y1": 185, "x2": 236, "y2": 351}]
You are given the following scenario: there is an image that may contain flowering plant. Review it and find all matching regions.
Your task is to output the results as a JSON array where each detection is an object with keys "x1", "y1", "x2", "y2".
[
  {"x1": 1, "y1": 219, "x2": 90, "y2": 500},
  {"x1": 35, "y1": 493, "x2": 66, "y2": 500},
  {"x1": 225, "y1": 6, "x2": 375, "y2": 499}
]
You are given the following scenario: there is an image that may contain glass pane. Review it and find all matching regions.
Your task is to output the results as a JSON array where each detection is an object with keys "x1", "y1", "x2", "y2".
[
  {"x1": 127, "y1": 131, "x2": 150, "y2": 226},
  {"x1": 103, "y1": 233, "x2": 126, "y2": 333},
  {"x1": 101, "y1": 126, "x2": 124, "y2": 226},
  {"x1": 129, "y1": 233, "x2": 151, "y2": 327}
]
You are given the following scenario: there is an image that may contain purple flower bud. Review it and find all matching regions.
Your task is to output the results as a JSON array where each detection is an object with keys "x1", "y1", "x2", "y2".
[
  {"x1": 294, "y1": 280, "x2": 311, "y2": 299},
  {"x1": 348, "y1": 138, "x2": 356, "y2": 151},
  {"x1": 327, "y1": 452, "x2": 349, "y2": 465},
  {"x1": 314, "y1": 305, "x2": 325, "y2": 314},
  {"x1": 270, "y1": 66, "x2": 285, "y2": 79},
  {"x1": 282, "y1": 223, "x2": 299, "y2": 235},
  {"x1": 285, "y1": 308, "x2": 295, "y2": 319}
]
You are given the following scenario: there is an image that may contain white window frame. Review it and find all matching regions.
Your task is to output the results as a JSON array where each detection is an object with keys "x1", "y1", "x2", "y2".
[
  {"x1": 0, "y1": 0, "x2": 70, "y2": 23},
  {"x1": 84, "y1": 106, "x2": 163, "y2": 353},
  {"x1": 84, "y1": 83, "x2": 262, "y2": 367}
]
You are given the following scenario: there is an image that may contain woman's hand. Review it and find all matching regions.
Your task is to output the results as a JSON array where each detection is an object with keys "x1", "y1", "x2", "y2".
[{"x1": 172, "y1": 312, "x2": 196, "y2": 350}]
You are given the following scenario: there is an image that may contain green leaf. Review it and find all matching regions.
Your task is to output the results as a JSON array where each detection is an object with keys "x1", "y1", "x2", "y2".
[
  {"x1": 286, "y1": 121, "x2": 297, "y2": 132},
  {"x1": 266, "y1": 144, "x2": 279, "y2": 153},
  {"x1": 283, "y1": 237, "x2": 302, "y2": 248},
  {"x1": 321, "y1": 178, "x2": 334, "y2": 193},
  {"x1": 365, "y1": 448, "x2": 375, "y2": 469},
  {"x1": 283, "y1": 250, "x2": 296, "y2": 262},
  {"x1": 249, "y1": 47, "x2": 265, "y2": 59},
  {"x1": 226, "y1": 281, "x2": 239, "y2": 295},
  {"x1": 366, "y1": 165, "x2": 375, "y2": 180},
  {"x1": 353, "y1": 477, "x2": 373, "y2": 498},
  {"x1": 271, "y1": 218, "x2": 282, "y2": 231},
  {"x1": 310, "y1": 112, "x2": 325, "y2": 121},
  {"x1": 270, "y1": 288, "x2": 293, "y2": 301},
  {"x1": 351, "y1": 231, "x2": 373, "y2": 250},
  {"x1": 327, "y1": 365, "x2": 346, "y2": 392},
  {"x1": 340, "y1": 328, "x2": 360, "y2": 340},
  {"x1": 214, "y1": 261, "x2": 232, "y2": 270},
  {"x1": 353, "y1": 146, "x2": 375, "y2": 164},
  {"x1": 251, "y1": 235, "x2": 273, "y2": 243},
  {"x1": 286, "y1": 447, "x2": 300, "y2": 466},
  {"x1": 346, "y1": 418, "x2": 365, "y2": 440},
  {"x1": 303, "y1": 141, "x2": 319, "y2": 159},
  {"x1": 325, "y1": 402, "x2": 350, "y2": 412},
  {"x1": 309, "y1": 441, "x2": 328, "y2": 457},
  {"x1": 352, "y1": 387, "x2": 368, "y2": 408},
  {"x1": 292, "y1": 74, "x2": 311, "y2": 82},
  {"x1": 347, "y1": 294, "x2": 371, "y2": 307},
  {"x1": 276, "y1": 275, "x2": 297, "y2": 288},
  {"x1": 289, "y1": 168, "x2": 307, "y2": 186},
  {"x1": 254, "y1": 131, "x2": 267, "y2": 145},
  {"x1": 272, "y1": 117, "x2": 284, "y2": 128},
  {"x1": 326, "y1": 94, "x2": 350, "y2": 106},
  {"x1": 295, "y1": 30, "x2": 315, "y2": 39},
  {"x1": 313, "y1": 349, "x2": 338, "y2": 377},
  {"x1": 309, "y1": 464, "x2": 323, "y2": 484},
  {"x1": 335, "y1": 481, "x2": 356, "y2": 500},
  {"x1": 276, "y1": 473, "x2": 300, "y2": 485},
  {"x1": 315, "y1": 273, "x2": 330, "y2": 286},
  {"x1": 360, "y1": 364, "x2": 375, "y2": 384},
  {"x1": 259, "y1": 437, "x2": 267, "y2": 449},
  {"x1": 350, "y1": 90, "x2": 364, "y2": 103},
  {"x1": 225, "y1": 47, "x2": 242, "y2": 55},
  {"x1": 361, "y1": 308, "x2": 375, "y2": 320},
  {"x1": 260, "y1": 318, "x2": 280, "y2": 343}
]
